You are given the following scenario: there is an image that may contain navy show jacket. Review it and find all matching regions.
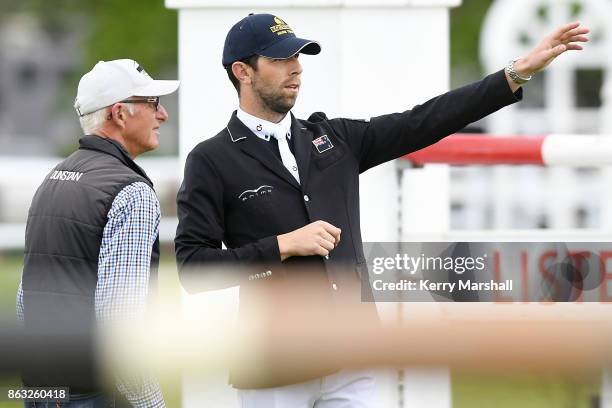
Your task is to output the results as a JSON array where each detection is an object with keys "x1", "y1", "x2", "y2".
[{"x1": 175, "y1": 69, "x2": 521, "y2": 388}]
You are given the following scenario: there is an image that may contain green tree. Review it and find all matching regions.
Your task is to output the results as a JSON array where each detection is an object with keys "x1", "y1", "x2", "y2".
[
  {"x1": 1, "y1": 0, "x2": 178, "y2": 76},
  {"x1": 450, "y1": 0, "x2": 495, "y2": 86}
]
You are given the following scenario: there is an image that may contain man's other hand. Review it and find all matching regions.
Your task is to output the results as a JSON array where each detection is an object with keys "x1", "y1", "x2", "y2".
[{"x1": 277, "y1": 221, "x2": 341, "y2": 261}]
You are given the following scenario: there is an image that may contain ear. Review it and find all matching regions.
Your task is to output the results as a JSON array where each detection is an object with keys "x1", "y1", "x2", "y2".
[
  {"x1": 108, "y1": 103, "x2": 128, "y2": 129},
  {"x1": 231, "y1": 61, "x2": 253, "y2": 86}
]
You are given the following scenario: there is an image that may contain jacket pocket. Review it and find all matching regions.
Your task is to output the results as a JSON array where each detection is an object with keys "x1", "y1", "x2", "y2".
[
  {"x1": 238, "y1": 190, "x2": 275, "y2": 217},
  {"x1": 313, "y1": 146, "x2": 344, "y2": 171}
]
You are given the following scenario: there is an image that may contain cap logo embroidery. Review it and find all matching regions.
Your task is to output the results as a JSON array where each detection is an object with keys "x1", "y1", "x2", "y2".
[
  {"x1": 133, "y1": 61, "x2": 151, "y2": 78},
  {"x1": 270, "y1": 16, "x2": 293, "y2": 36}
]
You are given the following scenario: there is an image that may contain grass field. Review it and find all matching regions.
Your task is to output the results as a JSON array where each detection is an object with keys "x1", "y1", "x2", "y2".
[
  {"x1": 453, "y1": 372, "x2": 600, "y2": 408},
  {"x1": 0, "y1": 252, "x2": 602, "y2": 407}
]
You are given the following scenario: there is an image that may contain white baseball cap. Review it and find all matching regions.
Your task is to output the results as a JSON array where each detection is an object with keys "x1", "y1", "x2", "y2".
[{"x1": 74, "y1": 59, "x2": 180, "y2": 117}]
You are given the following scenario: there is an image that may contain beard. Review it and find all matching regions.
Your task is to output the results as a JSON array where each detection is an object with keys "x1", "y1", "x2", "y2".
[{"x1": 252, "y1": 78, "x2": 297, "y2": 115}]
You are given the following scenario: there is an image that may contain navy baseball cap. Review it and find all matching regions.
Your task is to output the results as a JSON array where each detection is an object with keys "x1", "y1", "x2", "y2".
[{"x1": 222, "y1": 13, "x2": 321, "y2": 66}]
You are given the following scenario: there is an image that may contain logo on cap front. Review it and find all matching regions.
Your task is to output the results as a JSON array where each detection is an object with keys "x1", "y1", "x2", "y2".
[
  {"x1": 131, "y1": 61, "x2": 151, "y2": 78},
  {"x1": 270, "y1": 16, "x2": 293, "y2": 36}
]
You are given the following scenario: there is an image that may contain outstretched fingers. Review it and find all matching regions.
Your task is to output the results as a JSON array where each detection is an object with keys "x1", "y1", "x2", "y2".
[
  {"x1": 552, "y1": 21, "x2": 581, "y2": 39},
  {"x1": 559, "y1": 26, "x2": 590, "y2": 42},
  {"x1": 565, "y1": 43, "x2": 584, "y2": 51},
  {"x1": 525, "y1": 22, "x2": 589, "y2": 74},
  {"x1": 563, "y1": 35, "x2": 589, "y2": 45}
]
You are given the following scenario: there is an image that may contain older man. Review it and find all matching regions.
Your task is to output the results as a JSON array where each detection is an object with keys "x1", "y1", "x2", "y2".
[{"x1": 16, "y1": 59, "x2": 179, "y2": 407}]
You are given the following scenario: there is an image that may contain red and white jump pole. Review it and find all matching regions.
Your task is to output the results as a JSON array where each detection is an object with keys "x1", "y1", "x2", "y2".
[
  {"x1": 398, "y1": 133, "x2": 612, "y2": 239},
  {"x1": 404, "y1": 134, "x2": 612, "y2": 166}
]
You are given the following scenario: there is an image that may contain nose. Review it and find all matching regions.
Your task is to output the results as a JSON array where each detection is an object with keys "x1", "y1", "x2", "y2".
[
  {"x1": 156, "y1": 104, "x2": 169, "y2": 122},
  {"x1": 289, "y1": 55, "x2": 302, "y2": 76}
]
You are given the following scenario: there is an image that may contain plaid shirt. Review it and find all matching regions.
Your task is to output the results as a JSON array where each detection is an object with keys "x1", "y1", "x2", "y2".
[{"x1": 17, "y1": 182, "x2": 165, "y2": 407}]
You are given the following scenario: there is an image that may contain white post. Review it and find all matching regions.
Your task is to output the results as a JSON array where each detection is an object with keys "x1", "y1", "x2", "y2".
[
  {"x1": 400, "y1": 162, "x2": 452, "y2": 408},
  {"x1": 600, "y1": 28, "x2": 612, "y2": 408},
  {"x1": 544, "y1": 3, "x2": 576, "y2": 229},
  {"x1": 601, "y1": 68, "x2": 612, "y2": 231},
  {"x1": 167, "y1": 1, "x2": 460, "y2": 406}
]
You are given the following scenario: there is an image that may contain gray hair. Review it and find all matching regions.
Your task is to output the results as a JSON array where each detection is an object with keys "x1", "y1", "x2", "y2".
[{"x1": 78, "y1": 103, "x2": 135, "y2": 135}]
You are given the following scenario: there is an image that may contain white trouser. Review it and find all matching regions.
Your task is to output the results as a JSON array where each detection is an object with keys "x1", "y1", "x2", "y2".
[{"x1": 237, "y1": 369, "x2": 377, "y2": 408}]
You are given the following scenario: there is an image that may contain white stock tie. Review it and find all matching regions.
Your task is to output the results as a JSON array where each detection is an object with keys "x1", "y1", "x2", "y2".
[{"x1": 271, "y1": 130, "x2": 300, "y2": 184}]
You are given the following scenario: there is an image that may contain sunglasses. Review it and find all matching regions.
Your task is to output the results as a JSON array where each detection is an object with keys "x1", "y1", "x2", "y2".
[
  {"x1": 106, "y1": 97, "x2": 160, "y2": 120},
  {"x1": 119, "y1": 96, "x2": 160, "y2": 111}
]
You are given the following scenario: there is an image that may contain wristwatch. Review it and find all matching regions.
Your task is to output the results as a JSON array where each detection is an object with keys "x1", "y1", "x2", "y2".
[{"x1": 506, "y1": 58, "x2": 532, "y2": 85}]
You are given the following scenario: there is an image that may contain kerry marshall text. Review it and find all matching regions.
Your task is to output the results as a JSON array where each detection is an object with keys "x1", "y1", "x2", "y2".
[{"x1": 372, "y1": 279, "x2": 513, "y2": 293}]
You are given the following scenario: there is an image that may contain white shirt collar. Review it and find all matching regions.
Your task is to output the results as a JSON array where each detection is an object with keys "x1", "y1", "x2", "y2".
[{"x1": 236, "y1": 107, "x2": 292, "y2": 142}]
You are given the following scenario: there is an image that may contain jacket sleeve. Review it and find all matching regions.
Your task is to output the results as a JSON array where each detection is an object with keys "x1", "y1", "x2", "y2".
[
  {"x1": 327, "y1": 69, "x2": 523, "y2": 173},
  {"x1": 175, "y1": 148, "x2": 281, "y2": 293}
]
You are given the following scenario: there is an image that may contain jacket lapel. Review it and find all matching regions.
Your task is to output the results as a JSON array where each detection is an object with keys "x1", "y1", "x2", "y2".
[
  {"x1": 291, "y1": 115, "x2": 312, "y2": 192},
  {"x1": 227, "y1": 112, "x2": 301, "y2": 190}
]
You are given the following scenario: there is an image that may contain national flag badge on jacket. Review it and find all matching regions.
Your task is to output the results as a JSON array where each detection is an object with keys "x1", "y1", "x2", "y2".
[{"x1": 312, "y1": 135, "x2": 334, "y2": 153}]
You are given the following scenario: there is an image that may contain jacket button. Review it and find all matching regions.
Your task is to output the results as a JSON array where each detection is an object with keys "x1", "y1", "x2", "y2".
[{"x1": 303, "y1": 195, "x2": 310, "y2": 202}]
